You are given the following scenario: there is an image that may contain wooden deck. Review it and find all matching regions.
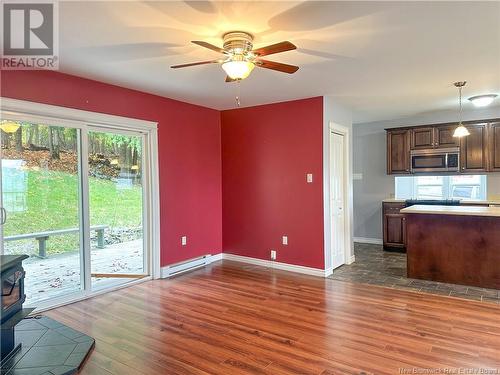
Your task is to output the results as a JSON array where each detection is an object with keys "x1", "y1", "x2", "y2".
[
  {"x1": 44, "y1": 260, "x2": 500, "y2": 375},
  {"x1": 22, "y1": 239, "x2": 143, "y2": 306}
]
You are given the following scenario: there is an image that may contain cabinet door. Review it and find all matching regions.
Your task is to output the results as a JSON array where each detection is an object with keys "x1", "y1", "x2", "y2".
[
  {"x1": 384, "y1": 214, "x2": 406, "y2": 247},
  {"x1": 435, "y1": 125, "x2": 460, "y2": 148},
  {"x1": 460, "y1": 124, "x2": 488, "y2": 172},
  {"x1": 411, "y1": 127, "x2": 434, "y2": 149},
  {"x1": 489, "y1": 122, "x2": 500, "y2": 171},
  {"x1": 387, "y1": 130, "x2": 410, "y2": 174}
]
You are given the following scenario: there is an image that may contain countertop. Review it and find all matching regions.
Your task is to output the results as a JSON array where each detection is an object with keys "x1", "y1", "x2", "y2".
[
  {"x1": 382, "y1": 198, "x2": 500, "y2": 205},
  {"x1": 400, "y1": 204, "x2": 500, "y2": 217}
]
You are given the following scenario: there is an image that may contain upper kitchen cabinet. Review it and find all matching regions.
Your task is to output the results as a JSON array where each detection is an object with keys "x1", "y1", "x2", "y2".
[
  {"x1": 386, "y1": 119, "x2": 500, "y2": 175},
  {"x1": 460, "y1": 123, "x2": 488, "y2": 172},
  {"x1": 435, "y1": 125, "x2": 460, "y2": 148},
  {"x1": 410, "y1": 125, "x2": 460, "y2": 149},
  {"x1": 489, "y1": 122, "x2": 500, "y2": 171},
  {"x1": 411, "y1": 127, "x2": 434, "y2": 149},
  {"x1": 387, "y1": 129, "x2": 410, "y2": 174}
]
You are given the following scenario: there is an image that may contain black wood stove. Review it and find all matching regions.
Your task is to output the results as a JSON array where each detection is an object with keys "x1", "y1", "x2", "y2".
[
  {"x1": 1, "y1": 255, "x2": 95, "y2": 374},
  {"x1": 1, "y1": 255, "x2": 34, "y2": 364}
]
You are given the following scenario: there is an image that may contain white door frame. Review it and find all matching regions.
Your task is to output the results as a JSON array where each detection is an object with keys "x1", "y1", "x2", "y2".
[
  {"x1": 0, "y1": 97, "x2": 161, "y2": 310},
  {"x1": 323, "y1": 121, "x2": 354, "y2": 276}
]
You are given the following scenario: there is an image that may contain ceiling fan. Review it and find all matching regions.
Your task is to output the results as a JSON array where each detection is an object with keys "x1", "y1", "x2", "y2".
[{"x1": 171, "y1": 31, "x2": 299, "y2": 82}]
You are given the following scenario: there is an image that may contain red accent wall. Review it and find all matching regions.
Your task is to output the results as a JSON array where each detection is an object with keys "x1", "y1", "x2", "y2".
[
  {"x1": 0, "y1": 70, "x2": 222, "y2": 266},
  {"x1": 221, "y1": 97, "x2": 325, "y2": 269}
]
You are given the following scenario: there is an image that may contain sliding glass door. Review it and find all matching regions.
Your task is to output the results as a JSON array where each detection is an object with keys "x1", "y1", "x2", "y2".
[
  {"x1": 87, "y1": 129, "x2": 147, "y2": 290},
  {"x1": 0, "y1": 116, "x2": 152, "y2": 309},
  {"x1": 0, "y1": 121, "x2": 84, "y2": 305}
]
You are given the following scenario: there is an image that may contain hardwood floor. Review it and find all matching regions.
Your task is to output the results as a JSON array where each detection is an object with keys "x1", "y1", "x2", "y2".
[{"x1": 44, "y1": 260, "x2": 500, "y2": 375}]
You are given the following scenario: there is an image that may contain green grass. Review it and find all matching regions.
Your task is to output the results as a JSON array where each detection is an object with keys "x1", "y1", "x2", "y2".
[{"x1": 4, "y1": 170, "x2": 142, "y2": 255}]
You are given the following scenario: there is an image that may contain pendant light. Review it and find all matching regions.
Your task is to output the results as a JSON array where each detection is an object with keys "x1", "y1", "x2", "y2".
[{"x1": 452, "y1": 81, "x2": 470, "y2": 138}]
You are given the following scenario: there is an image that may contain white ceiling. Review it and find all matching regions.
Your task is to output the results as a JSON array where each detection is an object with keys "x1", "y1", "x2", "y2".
[{"x1": 56, "y1": 1, "x2": 500, "y2": 123}]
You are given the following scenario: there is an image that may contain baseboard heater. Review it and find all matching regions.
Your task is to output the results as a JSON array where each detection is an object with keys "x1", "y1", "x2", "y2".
[{"x1": 161, "y1": 255, "x2": 212, "y2": 278}]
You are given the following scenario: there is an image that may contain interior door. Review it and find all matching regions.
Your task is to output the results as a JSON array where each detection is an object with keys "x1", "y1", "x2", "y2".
[{"x1": 330, "y1": 131, "x2": 346, "y2": 269}]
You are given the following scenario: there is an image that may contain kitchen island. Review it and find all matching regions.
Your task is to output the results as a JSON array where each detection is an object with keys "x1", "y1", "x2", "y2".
[{"x1": 400, "y1": 204, "x2": 500, "y2": 289}]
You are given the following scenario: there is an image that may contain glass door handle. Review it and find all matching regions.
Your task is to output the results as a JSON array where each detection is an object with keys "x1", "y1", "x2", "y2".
[{"x1": 1, "y1": 207, "x2": 7, "y2": 225}]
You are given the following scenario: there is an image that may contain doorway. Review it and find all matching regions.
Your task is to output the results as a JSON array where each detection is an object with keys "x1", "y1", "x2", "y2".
[
  {"x1": 0, "y1": 98, "x2": 159, "y2": 310},
  {"x1": 327, "y1": 122, "x2": 352, "y2": 271}
]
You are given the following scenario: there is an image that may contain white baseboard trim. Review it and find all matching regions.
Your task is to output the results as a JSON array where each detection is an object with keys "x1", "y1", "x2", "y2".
[
  {"x1": 160, "y1": 252, "x2": 353, "y2": 279},
  {"x1": 160, "y1": 253, "x2": 222, "y2": 278},
  {"x1": 347, "y1": 255, "x2": 356, "y2": 264},
  {"x1": 353, "y1": 237, "x2": 383, "y2": 245},
  {"x1": 222, "y1": 253, "x2": 328, "y2": 278},
  {"x1": 207, "y1": 253, "x2": 223, "y2": 264}
]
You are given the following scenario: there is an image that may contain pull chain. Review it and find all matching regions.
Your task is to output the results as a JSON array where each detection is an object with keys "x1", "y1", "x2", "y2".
[
  {"x1": 235, "y1": 79, "x2": 241, "y2": 107},
  {"x1": 458, "y1": 85, "x2": 462, "y2": 125}
]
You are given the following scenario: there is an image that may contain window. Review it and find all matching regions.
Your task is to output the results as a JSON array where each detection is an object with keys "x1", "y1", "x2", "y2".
[{"x1": 395, "y1": 175, "x2": 487, "y2": 201}]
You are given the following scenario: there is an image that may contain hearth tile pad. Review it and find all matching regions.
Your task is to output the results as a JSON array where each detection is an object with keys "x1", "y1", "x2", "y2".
[{"x1": 1, "y1": 316, "x2": 94, "y2": 375}]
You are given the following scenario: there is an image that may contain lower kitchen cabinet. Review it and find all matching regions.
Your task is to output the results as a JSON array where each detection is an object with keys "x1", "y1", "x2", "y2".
[{"x1": 382, "y1": 202, "x2": 406, "y2": 251}]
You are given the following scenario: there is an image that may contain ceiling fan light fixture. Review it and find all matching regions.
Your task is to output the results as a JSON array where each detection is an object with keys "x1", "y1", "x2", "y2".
[
  {"x1": 222, "y1": 60, "x2": 255, "y2": 80},
  {"x1": 468, "y1": 94, "x2": 498, "y2": 107}
]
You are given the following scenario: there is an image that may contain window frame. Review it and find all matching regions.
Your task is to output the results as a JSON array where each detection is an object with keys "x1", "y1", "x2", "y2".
[{"x1": 395, "y1": 175, "x2": 487, "y2": 201}]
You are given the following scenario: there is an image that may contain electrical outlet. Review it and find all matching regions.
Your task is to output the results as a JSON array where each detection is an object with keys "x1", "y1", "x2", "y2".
[
  {"x1": 181, "y1": 236, "x2": 187, "y2": 246},
  {"x1": 270, "y1": 250, "x2": 276, "y2": 260},
  {"x1": 282, "y1": 236, "x2": 288, "y2": 245},
  {"x1": 306, "y1": 173, "x2": 313, "y2": 183}
]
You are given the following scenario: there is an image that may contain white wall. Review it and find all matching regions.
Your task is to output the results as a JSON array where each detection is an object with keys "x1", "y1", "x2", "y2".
[
  {"x1": 353, "y1": 106, "x2": 500, "y2": 241},
  {"x1": 323, "y1": 97, "x2": 354, "y2": 269}
]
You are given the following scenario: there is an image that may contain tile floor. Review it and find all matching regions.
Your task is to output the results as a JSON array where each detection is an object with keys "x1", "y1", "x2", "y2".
[{"x1": 330, "y1": 242, "x2": 500, "y2": 304}]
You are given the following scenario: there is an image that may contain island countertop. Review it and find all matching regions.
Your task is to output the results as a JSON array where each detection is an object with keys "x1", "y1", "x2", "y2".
[{"x1": 400, "y1": 204, "x2": 500, "y2": 217}]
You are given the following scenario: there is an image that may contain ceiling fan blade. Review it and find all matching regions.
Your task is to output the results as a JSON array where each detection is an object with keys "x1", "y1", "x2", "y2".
[
  {"x1": 171, "y1": 60, "x2": 221, "y2": 69},
  {"x1": 256, "y1": 60, "x2": 299, "y2": 74},
  {"x1": 252, "y1": 41, "x2": 296, "y2": 57},
  {"x1": 191, "y1": 41, "x2": 225, "y2": 54},
  {"x1": 225, "y1": 76, "x2": 238, "y2": 83}
]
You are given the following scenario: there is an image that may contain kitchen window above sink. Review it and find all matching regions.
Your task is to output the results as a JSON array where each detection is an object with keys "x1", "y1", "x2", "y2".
[{"x1": 395, "y1": 175, "x2": 487, "y2": 201}]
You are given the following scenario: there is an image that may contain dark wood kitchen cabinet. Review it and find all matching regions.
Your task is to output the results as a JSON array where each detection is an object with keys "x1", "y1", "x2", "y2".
[
  {"x1": 411, "y1": 127, "x2": 434, "y2": 149},
  {"x1": 386, "y1": 118, "x2": 500, "y2": 175},
  {"x1": 387, "y1": 130, "x2": 410, "y2": 174},
  {"x1": 489, "y1": 122, "x2": 500, "y2": 171},
  {"x1": 382, "y1": 202, "x2": 406, "y2": 251},
  {"x1": 434, "y1": 125, "x2": 460, "y2": 148},
  {"x1": 410, "y1": 125, "x2": 460, "y2": 149},
  {"x1": 460, "y1": 123, "x2": 488, "y2": 172}
]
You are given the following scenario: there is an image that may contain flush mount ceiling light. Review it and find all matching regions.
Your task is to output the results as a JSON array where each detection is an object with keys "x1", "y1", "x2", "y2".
[
  {"x1": 453, "y1": 81, "x2": 470, "y2": 138},
  {"x1": 468, "y1": 94, "x2": 498, "y2": 107}
]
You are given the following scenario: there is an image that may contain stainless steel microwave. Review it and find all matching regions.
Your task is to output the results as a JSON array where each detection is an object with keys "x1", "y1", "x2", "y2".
[{"x1": 410, "y1": 147, "x2": 460, "y2": 173}]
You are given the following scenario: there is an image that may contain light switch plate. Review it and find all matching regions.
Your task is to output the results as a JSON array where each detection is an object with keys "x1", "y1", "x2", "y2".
[
  {"x1": 306, "y1": 173, "x2": 313, "y2": 183},
  {"x1": 181, "y1": 236, "x2": 187, "y2": 246},
  {"x1": 282, "y1": 236, "x2": 288, "y2": 245}
]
